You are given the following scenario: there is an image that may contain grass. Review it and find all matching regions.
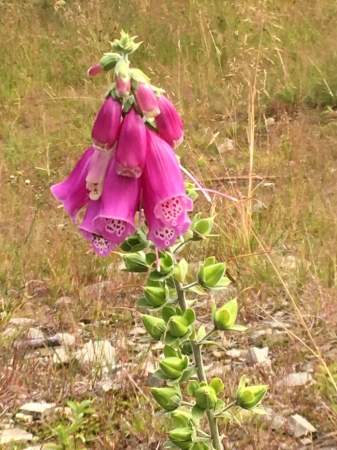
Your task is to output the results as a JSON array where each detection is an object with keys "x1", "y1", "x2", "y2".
[{"x1": 1, "y1": 0, "x2": 337, "y2": 448}]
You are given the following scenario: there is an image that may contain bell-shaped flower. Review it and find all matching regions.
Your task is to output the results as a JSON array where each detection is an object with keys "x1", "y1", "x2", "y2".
[
  {"x1": 115, "y1": 108, "x2": 147, "y2": 178},
  {"x1": 134, "y1": 82, "x2": 160, "y2": 118},
  {"x1": 51, "y1": 146, "x2": 94, "y2": 222},
  {"x1": 91, "y1": 96, "x2": 122, "y2": 151},
  {"x1": 78, "y1": 199, "x2": 115, "y2": 257},
  {"x1": 155, "y1": 95, "x2": 184, "y2": 148},
  {"x1": 142, "y1": 130, "x2": 193, "y2": 230},
  {"x1": 93, "y1": 157, "x2": 141, "y2": 244},
  {"x1": 116, "y1": 75, "x2": 131, "y2": 97},
  {"x1": 86, "y1": 146, "x2": 114, "y2": 200}
]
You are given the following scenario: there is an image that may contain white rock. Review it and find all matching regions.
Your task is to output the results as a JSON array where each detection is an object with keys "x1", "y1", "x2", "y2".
[
  {"x1": 56, "y1": 296, "x2": 72, "y2": 305},
  {"x1": 218, "y1": 138, "x2": 234, "y2": 153},
  {"x1": 76, "y1": 340, "x2": 116, "y2": 370},
  {"x1": 271, "y1": 413, "x2": 286, "y2": 430},
  {"x1": 15, "y1": 413, "x2": 33, "y2": 423},
  {"x1": 19, "y1": 403, "x2": 55, "y2": 419},
  {"x1": 80, "y1": 282, "x2": 114, "y2": 301},
  {"x1": 277, "y1": 372, "x2": 314, "y2": 387},
  {"x1": 265, "y1": 117, "x2": 275, "y2": 127},
  {"x1": 55, "y1": 333, "x2": 76, "y2": 348},
  {"x1": 27, "y1": 328, "x2": 44, "y2": 339},
  {"x1": 287, "y1": 414, "x2": 316, "y2": 438},
  {"x1": 251, "y1": 329, "x2": 273, "y2": 340},
  {"x1": 129, "y1": 326, "x2": 146, "y2": 336},
  {"x1": 246, "y1": 347, "x2": 269, "y2": 366},
  {"x1": 0, "y1": 428, "x2": 34, "y2": 444},
  {"x1": 53, "y1": 347, "x2": 70, "y2": 365},
  {"x1": 300, "y1": 437, "x2": 313, "y2": 446},
  {"x1": 226, "y1": 349, "x2": 242, "y2": 359}
]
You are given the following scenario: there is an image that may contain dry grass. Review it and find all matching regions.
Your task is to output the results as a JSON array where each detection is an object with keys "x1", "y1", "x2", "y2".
[{"x1": 1, "y1": 0, "x2": 337, "y2": 448}]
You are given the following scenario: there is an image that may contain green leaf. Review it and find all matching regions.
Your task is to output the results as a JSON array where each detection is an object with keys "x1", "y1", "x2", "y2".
[
  {"x1": 173, "y1": 258, "x2": 189, "y2": 283},
  {"x1": 214, "y1": 399, "x2": 226, "y2": 413},
  {"x1": 164, "y1": 345, "x2": 178, "y2": 358},
  {"x1": 187, "y1": 380, "x2": 199, "y2": 396},
  {"x1": 249, "y1": 406, "x2": 267, "y2": 415},
  {"x1": 192, "y1": 404, "x2": 206, "y2": 420},
  {"x1": 230, "y1": 324, "x2": 247, "y2": 331},
  {"x1": 203, "y1": 256, "x2": 216, "y2": 267},
  {"x1": 197, "y1": 325, "x2": 206, "y2": 341},
  {"x1": 135, "y1": 297, "x2": 150, "y2": 308},
  {"x1": 153, "y1": 369, "x2": 171, "y2": 380},
  {"x1": 179, "y1": 367, "x2": 197, "y2": 383},
  {"x1": 209, "y1": 377, "x2": 224, "y2": 394},
  {"x1": 162, "y1": 306, "x2": 176, "y2": 323},
  {"x1": 184, "y1": 308, "x2": 195, "y2": 325}
]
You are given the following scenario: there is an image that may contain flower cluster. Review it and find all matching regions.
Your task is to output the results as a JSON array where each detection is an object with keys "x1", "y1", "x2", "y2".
[{"x1": 51, "y1": 35, "x2": 193, "y2": 256}]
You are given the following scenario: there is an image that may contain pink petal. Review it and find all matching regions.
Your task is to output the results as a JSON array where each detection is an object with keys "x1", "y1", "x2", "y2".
[
  {"x1": 134, "y1": 83, "x2": 160, "y2": 118},
  {"x1": 116, "y1": 75, "x2": 131, "y2": 97},
  {"x1": 51, "y1": 147, "x2": 94, "y2": 221},
  {"x1": 94, "y1": 157, "x2": 141, "y2": 243},
  {"x1": 87, "y1": 63, "x2": 103, "y2": 77},
  {"x1": 91, "y1": 96, "x2": 122, "y2": 150},
  {"x1": 115, "y1": 108, "x2": 147, "y2": 178},
  {"x1": 86, "y1": 147, "x2": 114, "y2": 200},
  {"x1": 155, "y1": 95, "x2": 184, "y2": 148},
  {"x1": 142, "y1": 130, "x2": 193, "y2": 228}
]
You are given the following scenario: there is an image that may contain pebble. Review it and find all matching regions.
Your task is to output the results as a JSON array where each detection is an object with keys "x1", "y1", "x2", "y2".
[
  {"x1": 19, "y1": 402, "x2": 55, "y2": 420},
  {"x1": 246, "y1": 347, "x2": 269, "y2": 366},
  {"x1": 277, "y1": 372, "x2": 314, "y2": 388},
  {"x1": 287, "y1": 414, "x2": 316, "y2": 438},
  {"x1": 76, "y1": 340, "x2": 116, "y2": 370},
  {"x1": 0, "y1": 428, "x2": 34, "y2": 444}
]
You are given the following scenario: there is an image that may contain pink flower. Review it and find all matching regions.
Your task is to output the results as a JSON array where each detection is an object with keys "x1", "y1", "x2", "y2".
[
  {"x1": 115, "y1": 108, "x2": 147, "y2": 178},
  {"x1": 51, "y1": 146, "x2": 94, "y2": 221},
  {"x1": 134, "y1": 82, "x2": 160, "y2": 118},
  {"x1": 142, "y1": 130, "x2": 193, "y2": 235},
  {"x1": 79, "y1": 199, "x2": 115, "y2": 257},
  {"x1": 116, "y1": 75, "x2": 131, "y2": 97},
  {"x1": 91, "y1": 96, "x2": 122, "y2": 151},
  {"x1": 87, "y1": 63, "x2": 103, "y2": 77},
  {"x1": 155, "y1": 95, "x2": 184, "y2": 148},
  {"x1": 93, "y1": 157, "x2": 141, "y2": 244},
  {"x1": 86, "y1": 147, "x2": 114, "y2": 200}
]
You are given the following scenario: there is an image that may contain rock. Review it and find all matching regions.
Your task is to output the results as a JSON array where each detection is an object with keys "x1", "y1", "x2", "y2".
[
  {"x1": 56, "y1": 296, "x2": 72, "y2": 306},
  {"x1": 19, "y1": 402, "x2": 55, "y2": 420},
  {"x1": 76, "y1": 340, "x2": 116, "y2": 370},
  {"x1": 0, "y1": 428, "x2": 34, "y2": 444},
  {"x1": 80, "y1": 282, "x2": 114, "y2": 301},
  {"x1": 55, "y1": 407, "x2": 72, "y2": 419},
  {"x1": 53, "y1": 347, "x2": 70, "y2": 365},
  {"x1": 27, "y1": 328, "x2": 44, "y2": 339},
  {"x1": 9, "y1": 318, "x2": 34, "y2": 326},
  {"x1": 265, "y1": 117, "x2": 275, "y2": 127},
  {"x1": 1, "y1": 327, "x2": 19, "y2": 338},
  {"x1": 129, "y1": 326, "x2": 146, "y2": 336},
  {"x1": 218, "y1": 138, "x2": 234, "y2": 153},
  {"x1": 271, "y1": 414, "x2": 286, "y2": 430},
  {"x1": 24, "y1": 446, "x2": 44, "y2": 450},
  {"x1": 300, "y1": 437, "x2": 313, "y2": 446},
  {"x1": 55, "y1": 333, "x2": 76, "y2": 348},
  {"x1": 250, "y1": 329, "x2": 273, "y2": 340},
  {"x1": 277, "y1": 372, "x2": 314, "y2": 388},
  {"x1": 15, "y1": 413, "x2": 33, "y2": 424},
  {"x1": 226, "y1": 349, "x2": 242, "y2": 359},
  {"x1": 246, "y1": 347, "x2": 269, "y2": 366},
  {"x1": 287, "y1": 414, "x2": 316, "y2": 438},
  {"x1": 95, "y1": 379, "x2": 121, "y2": 396}
]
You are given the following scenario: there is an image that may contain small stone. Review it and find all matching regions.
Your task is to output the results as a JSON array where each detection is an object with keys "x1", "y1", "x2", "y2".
[
  {"x1": 15, "y1": 413, "x2": 33, "y2": 424},
  {"x1": 277, "y1": 372, "x2": 314, "y2": 388},
  {"x1": 1, "y1": 327, "x2": 19, "y2": 338},
  {"x1": 265, "y1": 117, "x2": 275, "y2": 127},
  {"x1": 250, "y1": 329, "x2": 273, "y2": 340},
  {"x1": 0, "y1": 428, "x2": 34, "y2": 444},
  {"x1": 213, "y1": 351, "x2": 224, "y2": 359},
  {"x1": 76, "y1": 340, "x2": 116, "y2": 370},
  {"x1": 129, "y1": 326, "x2": 146, "y2": 336},
  {"x1": 271, "y1": 413, "x2": 286, "y2": 430},
  {"x1": 95, "y1": 380, "x2": 121, "y2": 396},
  {"x1": 246, "y1": 347, "x2": 269, "y2": 366},
  {"x1": 25, "y1": 179, "x2": 31, "y2": 185},
  {"x1": 27, "y1": 328, "x2": 44, "y2": 339},
  {"x1": 287, "y1": 414, "x2": 316, "y2": 438},
  {"x1": 55, "y1": 333, "x2": 76, "y2": 348},
  {"x1": 218, "y1": 138, "x2": 234, "y2": 153},
  {"x1": 25, "y1": 446, "x2": 44, "y2": 450},
  {"x1": 252, "y1": 200, "x2": 266, "y2": 213},
  {"x1": 55, "y1": 407, "x2": 72, "y2": 419},
  {"x1": 263, "y1": 182, "x2": 275, "y2": 190},
  {"x1": 80, "y1": 282, "x2": 114, "y2": 301},
  {"x1": 300, "y1": 437, "x2": 313, "y2": 446},
  {"x1": 56, "y1": 296, "x2": 72, "y2": 306},
  {"x1": 53, "y1": 347, "x2": 70, "y2": 365},
  {"x1": 9, "y1": 318, "x2": 34, "y2": 326},
  {"x1": 19, "y1": 403, "x2": 55, "y2": 420},
  {"x1": 226, "y1": 349, "x2": 242, "y2": 359}
]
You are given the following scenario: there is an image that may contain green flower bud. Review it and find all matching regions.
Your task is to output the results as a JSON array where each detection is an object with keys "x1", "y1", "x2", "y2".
[
  {"x1": 198, "y1": 262, "x2": 225, "y2": 289},
  {"x1": 168, "y1": 427, "x2": 194, "y2": 449},
  {"x1": 144, "y1": 286, "x2": 167, "y2": 307},
  {"x1": 194, "y1": 385, "x2": 218, "y2": 410},
  {"x1": 151, "y1": 387, "x2": 182, "y2": 411},
  {"x1": 159, "y1": 356, "x2": 188, "y2": 379},
  {"x1": 236, "y1": 375, "x2": 268, "y2": 410},
  {"x1": 119, "y1": 230, "x2": 148, "y2": 252},
  {"x1": 191, "y1": 215, "x2": 214, "y2": 241},
  {"x1": 123, "y1": 251, "x2": 149, "y2": 272},
  {"x1": 168, "y1": 316, "x2": 189, "y2": 338},
  {"x1": 171, "y1": 411, "x2": 194, "y2": 428},
  {"x1": 213, "y1": 299, "x2": 238, "y2": 330},
  {"x1": 99, "y1": 53, "x2": 121, "y2": 71},
  {"x1": 141, "y1": 315, "x2": 166, "y2": 340}
]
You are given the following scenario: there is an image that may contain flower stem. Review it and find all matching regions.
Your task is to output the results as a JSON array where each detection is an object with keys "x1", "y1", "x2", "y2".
[
  {"x1": 182, "y1": 281, "x2": 199, "y2": 290},
  {"x1": 174, "y1": 277, "x2": 223, "y2": 450}
]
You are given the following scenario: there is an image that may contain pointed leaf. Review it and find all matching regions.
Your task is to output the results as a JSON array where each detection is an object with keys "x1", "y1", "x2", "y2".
[
  {"x1": 162, "y1": 306, "x2": 176, "y2": 323},
  {"x1": 184, "y1": 308, "x2": 195, "y2": 325},
  {"x1": 179, "y1": 367, "x2": 197, "y2": 383},
  {"x1": 135, "y1": 297, "x2": 150, "y2": 308},
  {"x1": 192, "y1": 404, "x2": 206, "y2": 420},
  {"x1": 164, "y1": 345, "x2": 178, "y2": 358},
  {"x1": 209, "y1": 377, "x2": 224, "y2": 394},
  {"x1": 230, "y1": 324, "x2": 248, "y2": 331},
  {"x1": 187, "y1": 380, "x2": 199, "y2": 396}
]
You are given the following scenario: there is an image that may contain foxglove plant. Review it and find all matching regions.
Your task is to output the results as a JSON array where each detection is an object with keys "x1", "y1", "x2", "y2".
[{"x1": 51, "y1": 32, "x2": 268, "y2": 449}]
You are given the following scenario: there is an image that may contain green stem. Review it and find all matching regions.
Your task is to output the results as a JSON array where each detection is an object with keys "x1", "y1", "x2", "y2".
[
  {"x1": 199, "y1": 328, "x2": 217, "y2": 344},
  {"x1": 173, "y1": 238, "x2": 192, "y2": 254},
  {"x1": 182, "y1": 281, "x2": 199, "y2": 290},
  {"x1": 216, "y1": 401, "x2": 237, "y2": 415},
  {"x1": 174, "y1": 278, "x2": 223, "y2": 450}
]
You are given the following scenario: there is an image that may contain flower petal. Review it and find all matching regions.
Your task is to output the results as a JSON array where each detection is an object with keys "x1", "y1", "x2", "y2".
[
  {"x1": 134, "y1": 82, "x2": 160, "y2": 118},
  {"x1": 155, "y1": 95, "x2": 184, "y2": 148},
  {"x1": 115, "y1": 108, "x2": 147, "y2": 178},
  {"x1": 86, "y1": 146, "x2": 114, "y2": 200},
  {"x1": 94, "y1": 157, "x2": 141, "y2": 243},
  {"x1": 91, "y1": 96, "x2": 122, "y2": 150},
  {"x1": 51, "y1": 146, "x2": 94, "y2": 222}
]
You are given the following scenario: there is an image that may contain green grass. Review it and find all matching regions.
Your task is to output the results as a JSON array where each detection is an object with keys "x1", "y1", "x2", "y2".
[{"x1": 1, "y1": 0, "x2": 337, "y2": 447}]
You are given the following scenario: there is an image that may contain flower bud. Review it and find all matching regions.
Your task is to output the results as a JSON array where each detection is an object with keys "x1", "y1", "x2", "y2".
[
  {"x1": 123, "y1": 251, "x2": 149, "y2": 272},
  {"x1": 115, "y1": 75, "x2": 131, "y2": 97},
  {"x1": 87, "y1": 63, "x2": 103, "y2": 77},
  {"x1": 151, "y1": 387, "x2": 182, "y2": 411},
  {"x1": 171, "y1": 411, "x2": 194, "y2": 428},
  {"x1": 159, "y1": 356, "x2": 187, "y2": 379},
  {"x1": 194, "y1": 385, "x2": 217, "y2": 410},
  {"x1": 198, "y1": 261, "x2": 226, "y2": 289},
  {"x1": 144, "y1": 286, "x2": 167, "y2": 307},
  {"x1": 168, "y1": 315, "x2": 189, "y2": 338},
  {"x1": 213, "y1": 299, "x2": 238, "y2": 331},
  {"x1": 98, "y1": 52, "x2": 121, "y2": 71},
  {"x1": 91, "y1": 96, "x2": 122, "y2": 151},
  {"x1": 191, "y1": 214, "x2": 214, "y2": 241},
  {"x1": 155, "y1": 95, "x2": 184, "y2": 148},
  {"x1": 134, "y1": 82, "x2": 160, "y2": 118},
  {"x1": 168, "y1": 427, "x2": 194, "y2": 449},
  {"x1": 236, "y1": 375, "x2": 268, "y2": 410},
  {"x1": 141, "y1": 315, "x2": 166, "y2": 340}
]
